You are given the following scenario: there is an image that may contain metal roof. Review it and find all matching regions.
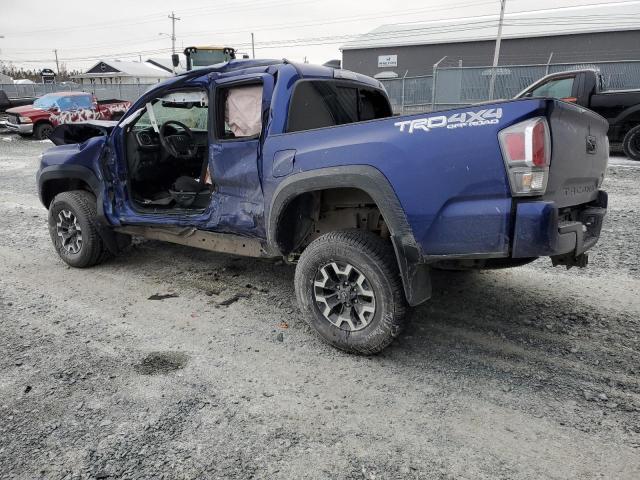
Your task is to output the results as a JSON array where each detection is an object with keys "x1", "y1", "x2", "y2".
[
  {"x1": 145, "y1": 59, "x2": 381, "y2": 96},
  {"x1": 75, "y1": 60, "x2": 173, "y2": 78},
  {"x1": 341, "y1": 1, "x2": 640, "y2": 50}
]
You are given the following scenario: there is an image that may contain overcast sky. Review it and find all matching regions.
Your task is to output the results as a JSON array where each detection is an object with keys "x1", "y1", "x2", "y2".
[{"x1": 0, "y1": 0, "x2": 627, "y2": 71}]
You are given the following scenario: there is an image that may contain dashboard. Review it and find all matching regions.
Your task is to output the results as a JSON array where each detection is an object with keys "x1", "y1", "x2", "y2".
[{"x1": 134, "y1": 129, "x2": 161, "y2": 150}]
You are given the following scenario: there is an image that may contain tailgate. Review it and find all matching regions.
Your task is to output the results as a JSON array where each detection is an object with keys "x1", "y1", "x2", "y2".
[{"x1": 544, "y1": 100, "x2": 609, "y2": 208}]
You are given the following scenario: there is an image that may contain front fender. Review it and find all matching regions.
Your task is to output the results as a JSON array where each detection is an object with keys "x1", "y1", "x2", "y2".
[
  {"x1": 37, "y1": 164, "x2": 101, "y2": 207},
  {"x1": 37, "y1": 164, "x2": 127, "y2": 254}
]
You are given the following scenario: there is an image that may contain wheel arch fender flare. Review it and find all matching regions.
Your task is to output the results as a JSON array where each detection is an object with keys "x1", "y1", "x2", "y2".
[
  {"x1": 38, "y1": 164, "x2": 101, "y2": 207},
  {"x1": 612, "y1": 104, "x2": 640, "y2": 129},
  {"x1": 267, "y1": 165, "x2": 431, "y2": 306},
  {"x1": 38, "y1": 165, "x2": 124, "y2": 254}
]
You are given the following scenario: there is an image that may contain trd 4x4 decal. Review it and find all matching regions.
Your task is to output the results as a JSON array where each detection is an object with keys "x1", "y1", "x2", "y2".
[{"x1": 394, "y1": 108, "x2": 503, "y2": 134}]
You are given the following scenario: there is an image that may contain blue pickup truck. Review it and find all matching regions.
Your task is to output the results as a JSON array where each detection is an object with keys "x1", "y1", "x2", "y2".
[{"x1": 37, "y1": 59, "x2": 609, "y2": 354}]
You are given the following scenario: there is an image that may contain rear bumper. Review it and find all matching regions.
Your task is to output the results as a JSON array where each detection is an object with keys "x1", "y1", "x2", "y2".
[
  {"x1": 5, "y1": 121, "x2": 33, "y2": 134},
  {"x1": 512, "y1": 190, "x2": 607, "y2": 259}
]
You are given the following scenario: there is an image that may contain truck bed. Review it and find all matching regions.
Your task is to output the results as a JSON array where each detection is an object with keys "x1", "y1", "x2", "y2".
[{"x1": 264, "y1": 98, "x2": 609, "y2": 259}]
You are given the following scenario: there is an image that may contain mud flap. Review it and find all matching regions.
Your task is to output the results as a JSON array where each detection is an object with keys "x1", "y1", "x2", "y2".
[
  {"x1": 95, "y1": 223, "x2": 130, "y2": 254},
  {"x1": 391, "y1": 235, "x2": 431, "y2": 306}
]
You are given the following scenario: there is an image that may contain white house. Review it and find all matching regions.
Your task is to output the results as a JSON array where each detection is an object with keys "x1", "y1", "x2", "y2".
[
  {"x1": 146, "y1": 57, "x2": 186, "y2": 74},
  {"x1": 73, "y1": 59, "x2": 173, "y2": 85}
]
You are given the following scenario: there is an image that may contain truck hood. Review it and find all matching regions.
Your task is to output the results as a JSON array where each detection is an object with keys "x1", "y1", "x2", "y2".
[
  {"x1": 5, "y1": 104, "x2": 38, "y2": 115},
  {"x1": 49, "y1": 120, "x2": 118, "y2": 146}
]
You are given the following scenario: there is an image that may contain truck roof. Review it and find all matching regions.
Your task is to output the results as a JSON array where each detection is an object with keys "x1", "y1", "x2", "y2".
[
  {"x1": 40, "y1": 91, "x2": 92, "y2": 98},
  {"x1": 174, "y1": 59, "x2": 383, "y2": 89}
]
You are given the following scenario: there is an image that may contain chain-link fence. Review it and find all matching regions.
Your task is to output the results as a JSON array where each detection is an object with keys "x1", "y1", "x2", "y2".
[
  {"x1": 4, "y1": 59, "x2": 640, "y2": 113},
  {"x1": 380, "y1": 60, "x2": 640, "y2": 114},
  {"x1": 382, "y1": 74, "x2": 434, "y2": 115},
  {"x1": 0, "y1": 83, "x2": 156, "y2": 103}
]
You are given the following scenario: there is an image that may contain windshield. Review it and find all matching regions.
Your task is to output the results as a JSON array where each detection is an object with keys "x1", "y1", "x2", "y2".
[
  {"x1": 190, "y1": 50, "x2": 230, "y2": 67},
  {"x1": 56, "y1": 95, "x2": 93, "y2": 111},
  {"x1": 33, "y1": 94, "x2": 58, "y2": 109},
  {"x1": 33, "y1": 94, "x2": 93, "y2": 111},
  {"x1": 135, "y1": 90, "x2": 208, "y2": 131}
]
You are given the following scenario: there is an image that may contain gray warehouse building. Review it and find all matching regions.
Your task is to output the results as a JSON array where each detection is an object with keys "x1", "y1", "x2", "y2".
[{"x1": 342, "y1": 4, "x2": 640, "y2": 78}]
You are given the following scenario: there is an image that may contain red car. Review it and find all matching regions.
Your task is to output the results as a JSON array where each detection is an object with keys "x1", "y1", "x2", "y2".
[{"x1": 5, "y1": 92, "x2": 130, "y2": 140}]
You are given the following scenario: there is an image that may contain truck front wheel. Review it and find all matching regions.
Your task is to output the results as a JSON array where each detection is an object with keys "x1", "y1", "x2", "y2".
[
  {"x1": 622, "y1": 124, "x2": 640, "y2": 161},
  {"x1": 34, "y1": 122, "x2": 53, "y2": 140},
  {"x1": 294, "y1": 230, "x2": 408, "y2": 354},
  {"x1": 48, "y1": 190, "x2": 109, "y2": 268}
]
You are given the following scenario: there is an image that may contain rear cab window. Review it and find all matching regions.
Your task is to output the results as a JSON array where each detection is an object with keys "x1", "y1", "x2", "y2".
[
  {"x1": 530, "y1": 77, "x2": 575, "y2": 99},
  {"x1": 286, "y1": 80, "x2": 392, "y2": 133}
]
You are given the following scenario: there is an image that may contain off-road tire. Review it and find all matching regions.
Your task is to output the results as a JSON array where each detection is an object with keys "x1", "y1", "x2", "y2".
[
  {"x1": 622, "y1": 124, "x2": 640, "y2": 161},
  {"x1": 48, "y1": 190, "x2": 110, "y2": 268},
  {"x1": 295, "y1": 230, "x2": 408, "y2": 354},
  {"x1": 34, "y1": 122, "x2": 53, "y2": 140}
]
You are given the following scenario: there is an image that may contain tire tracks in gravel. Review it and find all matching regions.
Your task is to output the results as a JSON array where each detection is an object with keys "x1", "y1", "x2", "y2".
[{"x1": 2, "y1": 135, "x2": 640, "y2": 478}]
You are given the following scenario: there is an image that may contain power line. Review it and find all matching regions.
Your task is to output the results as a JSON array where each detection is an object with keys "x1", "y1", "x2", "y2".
[
  {"x1": 3, "y1": 0, "x2": 318, "y2": 37},
  {"x1": 170, "y1": 0, "x2": 497, "y2": 39},
  {"x1": 0, "y1": 0, "x2": 494, "y2": 58},
  {"x1": 228, "y1": 16, "x2": 640, "y2": 49},
  {"x1": 7, "y1": 14, "x2": 640, "y2": 64},
  {"x1": 5, "y1": 1, "x2": 640, "y2": 63},
  {"x1": 4, "y1": 2, "x2": 640, "y2": 66}
]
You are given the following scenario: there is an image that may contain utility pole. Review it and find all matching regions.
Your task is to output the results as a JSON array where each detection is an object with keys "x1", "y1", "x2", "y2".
[
  {"x1": 431, "y1": 56, "x2": 447, "y2": 111},
  {"x1": 545, "y1": 51, "x2": 554, "y2": 75},
  {"x1": 488, "y1": 0, "x2": 507, "y2": 100},
  {"x1": 168, "y1": 11, "x2": 181, "y2": 73},
  {"x1": 53, "y1": 49, "x2": 60, "y2": 75},
  {"x1": 251, "y1": 33, "x2": 255, "y2": 59}
]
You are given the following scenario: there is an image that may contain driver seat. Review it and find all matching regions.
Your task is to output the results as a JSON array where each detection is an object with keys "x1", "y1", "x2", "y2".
[{"x1": 170, "y1": 159, "x2": 212, "y2": 209}]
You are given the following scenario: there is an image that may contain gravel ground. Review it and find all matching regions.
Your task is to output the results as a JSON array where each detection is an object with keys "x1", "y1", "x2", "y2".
[{"x1": 1, "y1": 130, "x2": 639, "y2": 479}]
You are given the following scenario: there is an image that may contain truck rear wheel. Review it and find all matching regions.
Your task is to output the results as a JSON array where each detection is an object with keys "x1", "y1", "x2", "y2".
[
  {"x1": 48, "y1": 190, "x2": 110, "y2": 268},
  {"x1": 622, "y1": 125, "x2": 640, "y2": 161},
  {"x1": 294, "y1": 230, "x2": 408, "y2": 354}
]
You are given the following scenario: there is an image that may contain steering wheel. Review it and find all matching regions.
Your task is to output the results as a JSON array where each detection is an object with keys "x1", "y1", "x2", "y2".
[{"x1": 158, "y1": 120, "x2": 198, "y2": 159}]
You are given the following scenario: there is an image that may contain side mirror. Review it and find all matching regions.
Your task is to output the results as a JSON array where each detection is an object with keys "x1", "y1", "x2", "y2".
[{"x1": 171, "y1": 54, "x2": 180, "y2": 68}]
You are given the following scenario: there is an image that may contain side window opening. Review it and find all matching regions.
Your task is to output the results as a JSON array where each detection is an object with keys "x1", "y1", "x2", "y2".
[
  {"x1": 287, "y1": 82, "x2": 336, "y2": 132},
  {"x1": 287, "y1": 80, "x2": 392, "y2": 133},
  {"x1": 328, "y1": 86, "x2": 359, "y2": 124},
  {"x1": 217, "y1": 83, "x2": 264, "y2": 140}
]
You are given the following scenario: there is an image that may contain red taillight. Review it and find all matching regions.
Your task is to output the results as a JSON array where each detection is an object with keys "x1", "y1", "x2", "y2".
[
  {"x1": 532, "y1": 121, "x2": 546, "y2": 166},
  {"x1": 505, "y1": 132, "x2": 525, "y2": 162},
  {"x1": 499, "y1": 117, "x2": 550, "y2": 196}
]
